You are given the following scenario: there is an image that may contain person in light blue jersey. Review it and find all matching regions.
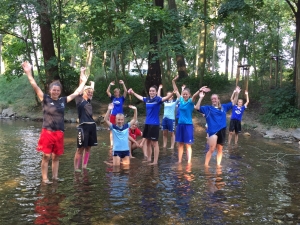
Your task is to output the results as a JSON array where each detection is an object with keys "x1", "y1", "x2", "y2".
[
  {"x1": 172, "y1": 75, "x2": 202, "y2": 164},
  {"x1": 128, "y1": 86, "x2": 173, "y2": 165},
  {"x1": 195, "y1": 86, "x2": 239, "y2": 167},
  {"x1": 158, "y1": 84, "x2": 179, "y2": 149}
]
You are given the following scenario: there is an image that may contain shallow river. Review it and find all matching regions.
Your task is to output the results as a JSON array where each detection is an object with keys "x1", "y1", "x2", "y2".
[{"x1": 1, "y1": 119, "x2": 300, "y2": 224}]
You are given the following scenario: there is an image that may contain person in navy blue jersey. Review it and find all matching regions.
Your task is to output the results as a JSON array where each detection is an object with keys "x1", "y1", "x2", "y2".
[
  {"x1": 22, "y1": 61, "x2": 88, "y2": 184},
  {"x1": 228, "y1": 90, "x2": 249, "y2": 145},
  {"x1": 106, "y1": 80, "x2": 127, "y2": 147},
  {"x1": 128, "y1": 86, "x2": 173, "y2": 165},
  {"x1": 195, "y1": 86, "x2": 239, "y2": 167}
]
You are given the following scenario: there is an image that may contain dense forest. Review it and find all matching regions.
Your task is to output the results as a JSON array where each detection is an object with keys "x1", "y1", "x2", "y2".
[{"x1": 0, "y1": 0, "x2": 300, "y2": 127}]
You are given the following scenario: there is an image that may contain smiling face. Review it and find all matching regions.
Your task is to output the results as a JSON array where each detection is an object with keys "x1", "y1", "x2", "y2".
[
  {"x1": 114, "y1": 89, "x2": 120, "y2": 98},
  {"x1": 49, "y1": 85, "x2": 61, "y2": 100},
  {"x1": 237, "y1": 99, "x2": 243, "y2": 107},
  {"x1": 116, "y1": 114, "x2": 125, "y2": 127},
  {"x1": 182, "y1": 89, "x2": 190, "y2": 101},
  {"x1": 149, "y1": 87, "x2": 157, "y2": 98},
  {"x1": 211, "y1": 94, "x2": 219, "y2": 107},
  {"x1": 83, "y1": 88, "x2": 94, "y2": 100}
]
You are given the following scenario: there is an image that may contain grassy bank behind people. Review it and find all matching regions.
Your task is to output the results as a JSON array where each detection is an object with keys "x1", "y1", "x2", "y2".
[{"x1": 1, "y1": 72, "x2": 300, "y2": 130}]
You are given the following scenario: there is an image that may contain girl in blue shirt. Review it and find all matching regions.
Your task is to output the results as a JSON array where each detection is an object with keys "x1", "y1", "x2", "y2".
[
  {"x1": 195, "y1": 87, "x2": 239, "y2": 167},
  {"x1": 129, "y1": 86, "x2": 173, "y2": 165},
  {"x1": 172, "y1": 75, "x2": 200, "y2": 164}
]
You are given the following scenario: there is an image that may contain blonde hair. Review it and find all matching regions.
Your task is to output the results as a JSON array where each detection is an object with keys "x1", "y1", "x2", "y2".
[{"x1": 211, "y1": 94, "x2": 221, "y2": 109}]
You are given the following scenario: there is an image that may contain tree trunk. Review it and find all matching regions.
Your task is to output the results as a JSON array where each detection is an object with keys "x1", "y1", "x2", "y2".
[
  {"x1": 36, "y1": 0, "x2": 59, "y2": 88},
  {"x1": 212, "y1": 25, "x2": 217, "y2": 73},
  {"x1": 0, "y1": 34, "x2": 2, "y2": 74},
  {"x1": 85, "y1": 41, "x2": 93, "y2": 76},
  {"x1": 231, "y1": 41, "x2": 235, "y2": 80},
  {"x1": 145, "y1": 0, "x2": 163, "y2": 92},
  {"x1": 225, "y1": 44, "x2": 229, "y2": 80},
  {"x1": 198, "y1": 0, "x2": 207, "y2": 87}
]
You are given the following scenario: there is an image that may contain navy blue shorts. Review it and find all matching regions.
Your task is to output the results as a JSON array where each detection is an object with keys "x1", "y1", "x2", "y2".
[
  {"x1": 162, "y1": 117, "x2": 175, "y2": 132},
  {"x1": 215, "y1": 128, "x2": 226, "y2": 146},
  {"x1": 175, "y1": 124, "x2": 194, "y2": 144},
  {"x1": 229, "y1": 119, "x2": 241, "y2": 133},
  {"x1": 113, "y1": 150, "x2": 130, "y2": 158}
]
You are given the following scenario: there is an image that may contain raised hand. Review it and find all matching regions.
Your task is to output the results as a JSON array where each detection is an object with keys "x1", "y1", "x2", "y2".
[
  {"x1": 80, "y1": 67, "x2": 88, "y2": 82},
  {"x1": 245, "y1": 90, "x2": 248, "y2": 95},
  {"x1": 199, "y1": 86, "x2": 211, "y2": 93},
  {"x1": 173, "y1": 75, "x2": 179, "y2": 81},
  {"x1": 181, "y1": 84, "x2": 186, "y2": 90},
  {"x1": 235, "y1": 86, "x2": 241, "y2": 93},
  {"x1": 108, "y1": 103, "x2": 114, "y2": 110},
  {"x1": 110, "y1": 81, "x2": 115, "y2": 85},
  {"x1": 199, "y1": 91, "x2": 205, "y2": 98},
  {"x1": 21, "y1": 61, "x2": 32, "y2": 74},
  {"x1": 119, "y1": 80, "x2": 124, "y2": 84},
  {"x1": 128, "y1": 105, "x2": 137, "y2": 110},
  {"x1": 128, "y1": 88, "x2": 133, "y2": 94},
  {"x1": 159, "y1": 84, "x2": 163, "y2": 89}
]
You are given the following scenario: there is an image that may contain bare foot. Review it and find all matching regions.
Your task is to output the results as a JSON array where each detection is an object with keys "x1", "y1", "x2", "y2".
[
  {"x1": 42, "y1": 179, "x2": 53, "y2": 184},
  {"x1": 148, "y1": 162, "x2": 158, "y2": 165},
  {"x1": 130, "y1": 156, "x2": 135, "y2": 158},
  {"x1": 168, "y1": 147, "x2": 174, "y2": 150},
  {"x1": 103, "y1": 160, "x2": 113, "y2": 166}
]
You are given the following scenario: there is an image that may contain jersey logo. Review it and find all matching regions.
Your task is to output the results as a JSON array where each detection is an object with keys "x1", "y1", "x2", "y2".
[{"x1": 50, "y1": 102, "x2": 54, "y2": 105}]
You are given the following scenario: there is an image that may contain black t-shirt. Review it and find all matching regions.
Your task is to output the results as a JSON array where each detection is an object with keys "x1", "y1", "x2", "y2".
[
  {"x1": 42, "y1": 94, "x2": 67, "y2": 131},
  {"x1": 75, "y1": 95, "x2": 95, "y2": 124}
]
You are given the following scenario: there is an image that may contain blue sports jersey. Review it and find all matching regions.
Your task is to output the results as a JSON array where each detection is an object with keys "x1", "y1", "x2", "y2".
[
  {"x1": 143, "y1": 96, "x2": 163, "y2": 125},
  {"x1": 231, "y1": 105, "x2": 246, "y2": 121},
  {"x1": 110, "y1": 96, "x2": 125, "y2": 115},
  {"x1": 199, "y1": 102, "x2": 233, "y2": 136},
  {"x1": 163, "y1": 99, "x2": 178, "y2": 120},
  {"x1": 110, "y1": 123, "x2": 130, "y2": 151},
  {"x1": 178, "y1": 97, "x2": 194, "y2": 124}
]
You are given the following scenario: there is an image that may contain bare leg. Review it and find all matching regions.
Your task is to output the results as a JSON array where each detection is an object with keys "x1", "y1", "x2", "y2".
[
  {"x1": 169, "y1": 132, "x2": 175, "y2": 149},
  {"x1": 228, "y1": 131, "x2": 233, "y2": 145},
  {"x1": 234, "y1": 133, "x2": 239, "y2": 145},
  {"x1": 41, "y1": 154, "x2": 51, "y2": 182},
  {"x1": 129, "y1": 141, "x2": 135, "y2": 158},
  {"x1": 112, "y1": 156, "x2": 121, "y2": 166},
  {"x1": 110, "y1": 131, "x2": 113, "y2": 147},
  {"x1": 122, "y1": 156, "x2": 130, "y2": 165},
  {"x1": 149, "y1": 141, "x2": 159, "y2": 165},
  {"x1": 162, "y1": 130, "x2": 168, "y2": 148},
  {"x1": 205, "y1": 135, "x2": 217, "y2": 167},
  {"x1": 74, "y1": 147, "x2": 84, "y2": 171},
  {"x1": 216, "y1": 144, "x2": 224, "y2": 166},
  {"x1": 82, "y1": 146, "x2": 91, "y2": 169},
  {"x1": 177, "y1": 143, "x2": 184, "y2": 163},
  {"x1": 186, "y1": 144, "x2": 192, "y2": 163},
  {"x1": 146, "y1": 140, "x2": 152, "y2": 162},
  {"x1": 51, "y1": 154, "x2": 60, "y2": 179}
]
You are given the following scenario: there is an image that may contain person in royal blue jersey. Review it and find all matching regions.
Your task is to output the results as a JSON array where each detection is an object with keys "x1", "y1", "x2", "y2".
[
  {"x1": 157, "y1": 84, "x2": 178, "y2": 149},
  {"x1": 128, "y1": 86, "x2": 173, "y2": 165},
  {"x1": 228, "y1": 90, "x2": 249, "y2": 145},
  {"x1": 172, "y1": 75, "x2": 202, "y2": 164},
  {"x1": 104, "y1": 103, "x2": 137, "y2": 167},
  {"x1": 195, "y1": 86, "x2": 239, "y2": 167},
  {"x1": 106, "y1": 80, "x2": 127, "y2": 146},
  {"x1": 22, "y1": 61, "x2": 88, "y2": 184}
]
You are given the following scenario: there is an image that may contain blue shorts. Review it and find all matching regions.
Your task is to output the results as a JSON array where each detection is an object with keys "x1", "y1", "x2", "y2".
[
  {"x1": 113, "y1": 150, "x2": 130, "y2": 158},
  {"x1": 162, "y1": 117, "x2": 175, "y2": 132},
  {"x1": 175, "y1": 124, "x2": 194, "y2": 144}
]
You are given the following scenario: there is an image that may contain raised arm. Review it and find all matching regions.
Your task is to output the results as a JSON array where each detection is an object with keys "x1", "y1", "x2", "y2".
[
  {"x1": 106, "y1": 81, "x2": 115, "y2": 98},
  {"x1": 119, "y1": 80, "x2": 127, "y2": 98},
  {"x1": 67, "y1": 67, "x2": 88, "y2": 102},
  {"x1": 104, "y1": 103, "x2": 114, "y2": 127},
  {"x1": 172, "y1": 76, "x2": 181, "y2": 98},
  {"x1": 162, "y1": 91, "x2": 173, "y2": 102},
  {"x1": 157, "y1": 84, "x2": 163, "y2": 97},
  {"x1": 195, "y1": 91, "x2": 205, "y2": 110},
  {"x1": 128, "y1": 88, "x2": 144, "y2": 101},
  {"x1": 22, "y1": 61, "x2": 44, "y2": 101},
  {"x1": 192, "y1": 86, "x2": 210, "y2": 102},
  {"x1": 128, "y1": 105, "x2": 137, "y2": 126},
  {"x1": 244, "y1": 90, "x2": 249, "y2": 107},
  {"x1": 231, "y1": 86, "x2": 241, "y2": 105}
]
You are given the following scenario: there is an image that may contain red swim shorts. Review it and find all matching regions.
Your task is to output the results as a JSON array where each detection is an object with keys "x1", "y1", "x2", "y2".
[{"x1": 37, "y1": 128, "x2": 64, "y2": 156}]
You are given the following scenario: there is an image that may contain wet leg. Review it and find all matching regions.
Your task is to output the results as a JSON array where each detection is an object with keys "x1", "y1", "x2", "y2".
[
  {"x1": 82, "y1": 146, "x2": 91, "y2": 169},
  {"x1": 186, "y1": 144, "x2": 192, "y2": 163},
  {"x1": 51, "y1": 154, "x2": 60, "y2": 179},
  {"x1": 216, "y1": 144, "x2": 224, "y2": 166},
  {"x1": 41, "y1": 153, "x2": 51, "y2": 183},
  {"x1": 205, "y1": 135, "x2": 217, "y2": 167}
]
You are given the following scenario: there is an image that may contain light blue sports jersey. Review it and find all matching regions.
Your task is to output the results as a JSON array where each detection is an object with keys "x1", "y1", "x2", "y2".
[
  {"x1": 110, "y1": 123, "x2": 130, "y2": 151},
  {"x1": 178, "y1": 97, "x2": 195, "y2": 125},
  {"x1": 163, "y1": 99, "x2": 178, "y2": 120}
]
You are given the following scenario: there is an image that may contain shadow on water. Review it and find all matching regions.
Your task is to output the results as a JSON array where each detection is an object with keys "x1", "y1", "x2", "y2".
[{"x1": 1, "y1": 120, "x2": 300, "y2": 224}]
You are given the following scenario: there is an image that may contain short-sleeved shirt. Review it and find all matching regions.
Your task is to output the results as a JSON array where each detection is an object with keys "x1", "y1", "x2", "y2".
[
  {"x1": 163, "y1": 99, "x2": 179, "y2": 120},
  {"x1": 110, "y1": 123, "x2": 130, "y2": 151},
  {"x1": 199, "y1": 102, "x2": 233, "y2": 136},
  {"x1": 143, "y1": 96, "x2": 163, "y2": 125},
  {"x1": 178, "y1": 97, "x2": 195, "y2": 125},
  {"x1": 42, "y1": 94, "x2": 67, "y2": 131},
  {"x1": 75, "y1": 95, "x2": 95, "y2": 125},
  {"x1": 231, "y1": 105, "x2": 247, "y2": 121},
  {"x1": 110, "y1": 96, "x2": 125, "y2": 115},
  {"x1": 129, "y1": 128, "x2": 142, "y2": 140}
]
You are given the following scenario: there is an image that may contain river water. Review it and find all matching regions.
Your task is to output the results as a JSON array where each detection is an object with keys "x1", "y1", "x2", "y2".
[{"x1": 1, "y1": 119, "x2": 300, "y2": 224}]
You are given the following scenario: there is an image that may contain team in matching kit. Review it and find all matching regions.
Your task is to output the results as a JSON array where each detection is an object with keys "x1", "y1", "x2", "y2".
[{"x1": 21, "y1": 61, "x2": 249, "y2": 183}]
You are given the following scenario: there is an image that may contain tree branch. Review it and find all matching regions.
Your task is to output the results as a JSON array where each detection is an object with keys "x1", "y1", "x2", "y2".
[
  {"x1": 0, "y1": 29, "x2": 26, "y2": 42},
  {"x1": 285, "y1": 0, "x2": 297, "y2": 16}
]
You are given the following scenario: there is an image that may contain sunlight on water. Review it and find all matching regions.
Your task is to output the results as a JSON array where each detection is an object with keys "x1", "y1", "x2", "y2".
[{"x1": 0, "y1": 120, "x2": 300, "y2": 224}]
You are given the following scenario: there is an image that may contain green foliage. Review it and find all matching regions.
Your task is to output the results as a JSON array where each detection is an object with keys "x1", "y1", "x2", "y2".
[{"x1": 259, "y1": 84, "x2": 300, "y2": 128}]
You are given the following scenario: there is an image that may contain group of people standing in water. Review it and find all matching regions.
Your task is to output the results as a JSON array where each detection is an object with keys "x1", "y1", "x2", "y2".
[{"x1": 21, "y1": 61, "x2": 249, "y2": 184}]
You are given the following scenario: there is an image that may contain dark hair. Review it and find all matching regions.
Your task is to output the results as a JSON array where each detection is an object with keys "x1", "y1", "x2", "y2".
[
  {"x1": 183, "y1": 88, "x2": 191, "y2": 94},
  {"x1": 149, "y1": 85, "x2": 158, "y2": 91},
  {"x1": 49, "y1": 80, "x2": 62, "y2": 91}
]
